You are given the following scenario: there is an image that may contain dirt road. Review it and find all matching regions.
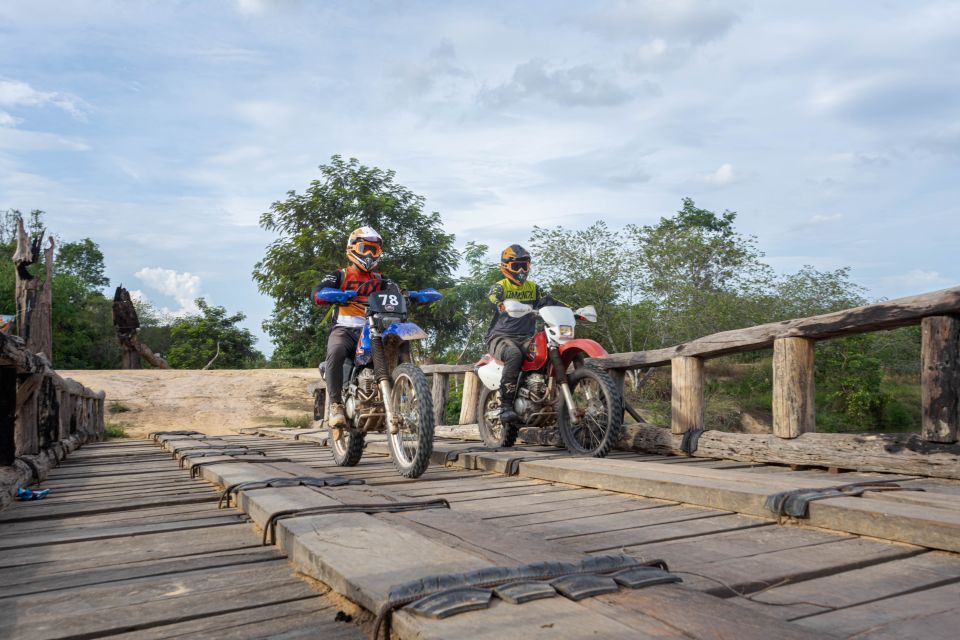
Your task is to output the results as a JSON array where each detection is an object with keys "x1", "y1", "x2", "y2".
[{"x1": 59, "y1": 369, "x2": 319, "y2": 438}]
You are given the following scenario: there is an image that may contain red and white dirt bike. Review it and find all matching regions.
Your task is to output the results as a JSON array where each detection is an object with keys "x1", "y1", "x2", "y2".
[{"x1": 475, "y1": 300, "x2": 623, "y2": 457}]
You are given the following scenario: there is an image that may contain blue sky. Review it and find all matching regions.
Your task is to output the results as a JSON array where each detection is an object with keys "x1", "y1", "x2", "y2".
[{"x1": 2, "y1": 1, "x2": 958, "y2": 354}]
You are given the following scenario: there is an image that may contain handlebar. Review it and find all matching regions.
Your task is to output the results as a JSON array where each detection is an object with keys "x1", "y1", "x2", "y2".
[{"x1": 314, "y1": 287, "x2": 443, "y2": 306}]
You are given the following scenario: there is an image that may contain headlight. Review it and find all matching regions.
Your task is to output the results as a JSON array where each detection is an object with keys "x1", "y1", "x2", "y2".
[{"x1": 559, "y1": 325, "x2": 574, "y2": 337}]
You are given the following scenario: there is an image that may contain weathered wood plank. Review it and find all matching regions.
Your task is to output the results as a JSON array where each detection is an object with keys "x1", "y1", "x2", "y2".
[
  {"x1": 518, "y1": 457, "x2": 960, "y2": 551},
  {"x1": 793, "y1": 581, "x2": 960, "y2": 638},
  {"x1": 458, "y1": 372, "x2": 480, "y2": 425},
  {"x1": 431, "y1": 372, "x2": 449, "y2": 427}
]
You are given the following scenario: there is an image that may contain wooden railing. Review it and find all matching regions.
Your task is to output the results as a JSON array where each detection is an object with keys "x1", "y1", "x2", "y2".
[
  {"x1": 0, "y1": 331, "x2": 105, "y2": 507},
  {"x1": 420, "y1": 286, "x2": 960, "y2": 478}
]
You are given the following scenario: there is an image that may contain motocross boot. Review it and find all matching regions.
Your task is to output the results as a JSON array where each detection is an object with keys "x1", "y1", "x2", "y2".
[
  {"x1": 328, "y1": 402, "x2": 347, "y2": 430},
  {"x1": 498, "y1": 383, "x2": 519, "y2": 424}
]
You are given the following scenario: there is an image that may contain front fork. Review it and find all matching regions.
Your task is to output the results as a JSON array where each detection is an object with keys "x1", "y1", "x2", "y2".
[
  {"x1": 549, "y1": 347, "x2": 579, "y2": 425},
  {"x1": 370, "y1": 326, "x2": 400, "y2": 434}
]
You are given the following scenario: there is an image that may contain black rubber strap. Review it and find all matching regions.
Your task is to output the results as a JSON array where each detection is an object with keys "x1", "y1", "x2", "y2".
[
  {"x1": 504, "y1": 453, "x2": 571, "y2": 476},
  {"x1": 680, "y1": 428, "x2": 706, "y2": 454},
  {"x1": 262, "y1": 497, "x2": 451, "y2": 546},
  {"x1": 372, "y1": 556, "x2": 672, "y2": 640},
  {"x1": 765, "y1": 479, "x2": 922, "y2": 517},
  {"x1": 179, "y1": 450, "x2": 266, "y2": 468},
  {"x1": 218, "y1": 475, "x2": 366, "y2": 509},
  {"x1": 187, "y1": 456, "x2": 291, "y2": 479}
]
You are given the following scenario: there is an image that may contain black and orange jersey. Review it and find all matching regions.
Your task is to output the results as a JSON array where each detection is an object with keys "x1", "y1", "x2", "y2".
[{"x1": 312, "y1": 266, "x2": 384, "y2": 327}]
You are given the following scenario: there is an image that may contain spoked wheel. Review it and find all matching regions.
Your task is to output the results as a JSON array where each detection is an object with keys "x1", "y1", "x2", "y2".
[
  {"x1": 327, "y1": 393, "x2": 364, "y2": 466},
  {"x1": 387, "y1": 363, "x2": 434, "y2": 478},
  {"x1": 557, "y1": 363, "x2": 622, "y2": 457},
  {"x1": 476, "y1": 386, "x2": 519, "y2": 448}
]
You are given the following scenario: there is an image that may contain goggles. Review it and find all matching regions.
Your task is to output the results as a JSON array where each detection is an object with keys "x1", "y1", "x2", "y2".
[
  {"x1": 506, "y1": 260, "x2": 530, "y2": 272},
  {"x1": 351, "y1": 241, "x2": 382, "y2": 258}
]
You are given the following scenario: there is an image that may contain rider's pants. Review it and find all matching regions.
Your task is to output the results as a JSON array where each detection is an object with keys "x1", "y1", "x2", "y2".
[
  {"x1": 325, "y1": 326, "x2": 362, "y2": 404},
  {"x1": 488, "y1": 335, "x2": 531, "y2": 402}
]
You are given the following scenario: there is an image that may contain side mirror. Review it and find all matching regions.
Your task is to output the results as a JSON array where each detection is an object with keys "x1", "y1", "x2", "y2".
[
  {"x1": 574, "y1": 305, "x2": 597, "y2": 323},
  {"x1": 503, "y1": 298, "x2": 533, "y2": 318}
]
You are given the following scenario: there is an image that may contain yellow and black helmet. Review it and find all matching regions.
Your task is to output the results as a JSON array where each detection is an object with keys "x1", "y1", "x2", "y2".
[
  {"x1": 346, "y1": 226, "x2": 383, "y2": 272},
  {"x1": 500, "y1": 244, "x2": 531, "y2": 285}
]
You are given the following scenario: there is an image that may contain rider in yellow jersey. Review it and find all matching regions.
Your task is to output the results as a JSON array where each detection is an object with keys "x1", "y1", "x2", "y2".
[{"x1": 485, "y1": 244, "x2": 555, "y2": 423}]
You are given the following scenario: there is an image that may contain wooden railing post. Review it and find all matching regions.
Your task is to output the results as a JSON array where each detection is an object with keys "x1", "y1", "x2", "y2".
[
  {"x1": 0, "y1": 367, "x2": 16, "y2": 466},
  {"x1": 921, "y1": 315, "x2": 960, "y2": 443},
  {"x1": 671, "y1": 356, "x2": 704, "y2": 434},
  {"x1": 432, "y1": 373, "x2": 449, "y2": 428},
  {"x1": 773, "y1": 337, "x2": 816, "y2": 438},
  {"x1": 459, "y1": 372, "x2": 480, "y2": 425}
]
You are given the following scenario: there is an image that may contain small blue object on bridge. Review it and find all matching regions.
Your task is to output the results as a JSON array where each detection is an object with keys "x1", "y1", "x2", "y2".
[{"x1": 17, "y1": 487, "x2": 50, "y2": 501}]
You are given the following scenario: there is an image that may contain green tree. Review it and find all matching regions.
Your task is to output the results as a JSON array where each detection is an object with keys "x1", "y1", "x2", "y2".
[
  {"x1": 253, "y1": 155, "x2": 458, "y2": 367},
  {"x1": 57, "y1": 238, "x2": 110, "y2": 291},
  {"x1": 166, "y1": 298, "x2": 264, "y2": 369}
]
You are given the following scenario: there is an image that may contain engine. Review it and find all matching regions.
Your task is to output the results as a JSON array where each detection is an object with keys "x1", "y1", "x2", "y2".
[
  {"x1": 515, "y1": 373, "x2": 549, "y2": 422},
  {"x1": 345, "y1": 368, "x2": 379, "y2": 419}
]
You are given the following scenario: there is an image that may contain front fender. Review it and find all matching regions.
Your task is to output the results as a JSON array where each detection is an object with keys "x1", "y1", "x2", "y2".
[
  {"x1": 383, "y1": 322, "x2": 428, "y2": 341},
  {"x1": 558, "y1": 339, "x2": 608, "y2": 365}
]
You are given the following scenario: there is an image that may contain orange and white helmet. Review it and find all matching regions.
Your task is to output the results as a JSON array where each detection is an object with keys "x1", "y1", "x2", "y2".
[
  {"x1": 500, "y1": 244, "x2": 531, "y2": 285},
  {"x1": 346, "y1": 226, "x2": 383, "y2": 272}
]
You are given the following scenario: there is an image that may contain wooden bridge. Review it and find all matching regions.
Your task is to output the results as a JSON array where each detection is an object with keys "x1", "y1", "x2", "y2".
[{"x1": 2, "y1": 287, "x2": 959, "y2": 639}]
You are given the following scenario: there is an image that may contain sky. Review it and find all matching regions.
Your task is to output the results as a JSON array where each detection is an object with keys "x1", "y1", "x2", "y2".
[{"x1": 1, "y1": 0, "x2": 958, "y2": 354}]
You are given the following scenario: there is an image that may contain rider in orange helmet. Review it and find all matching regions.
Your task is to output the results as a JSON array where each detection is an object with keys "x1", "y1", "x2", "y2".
[{"x1": 312, "y1": 226, "x2": 390, "y2": 429}]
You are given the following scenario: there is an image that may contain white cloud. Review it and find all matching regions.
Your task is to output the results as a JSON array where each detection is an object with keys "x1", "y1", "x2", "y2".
[
  {"x1": 233, "y1": 0, "x2": 300, "y2": 16},
  {"x1": 702, "y1": 162, "x2": 737, "y2": 187},
  {"x1": 0, "y1": 111, "x2": 21, "y2": 127},
  {"x1": 882, "y1": 269, "x2": 952, "y2": 292},
  {"x1": 235, "y1": 100, "x2": 296, "y2": 128},
  {"x1": 0, "y1": 79, "x2": 88, "y2": 119},
  {"x1": 585, "y1": 0, "x2": 738, "y2": 44},
  {"x1": 809, "y1": 213, "x2": 843, "y2": 225},
  {"x1": 134, "y1": 267, "x2": 203, "y2": 315}
]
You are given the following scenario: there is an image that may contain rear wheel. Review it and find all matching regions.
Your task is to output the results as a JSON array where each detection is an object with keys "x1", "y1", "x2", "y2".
[
  {"x1": 557, "y1": 363, "x2": 622, "y2": 457},
  {"x1": 387, "y1": 363, "x2": 434, "y2": 478},
  {"x1": 476, "y1": 386, "x2": 519, "y2": 447}
]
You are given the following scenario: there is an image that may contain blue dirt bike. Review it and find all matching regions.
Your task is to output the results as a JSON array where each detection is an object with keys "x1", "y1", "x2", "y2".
[{"x1": 314, "y1": 282, "x2": 442, "y2": 478}]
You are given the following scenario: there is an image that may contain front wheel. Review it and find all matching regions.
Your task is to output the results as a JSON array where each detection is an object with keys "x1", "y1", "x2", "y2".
[
  {"x1": 327, "y1": 391, "x2": 364, "y2": 466},
  {"x1": 387, "y1": 363, "x2": 434, "y2": 478},
  {"x1": 476, "y1": 386, "x2": 518, "y2": 448},
  {"x1": 557, "y1": 363, "x2": 622, "y2": 457}
]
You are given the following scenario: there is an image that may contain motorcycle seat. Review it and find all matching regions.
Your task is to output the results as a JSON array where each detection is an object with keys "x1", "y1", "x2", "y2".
[{"x1": 475, "y1": 354, "x2": 504, "y2": 366}]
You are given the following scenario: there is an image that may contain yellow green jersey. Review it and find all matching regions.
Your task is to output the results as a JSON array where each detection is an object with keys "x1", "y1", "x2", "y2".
[{"x1": 485, "y1": 278, "x2": 553, "y2": 343}]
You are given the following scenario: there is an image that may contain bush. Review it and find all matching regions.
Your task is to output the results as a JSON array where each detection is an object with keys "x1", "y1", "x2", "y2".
[
  {"x1": 104, "y1": 422, "x2": 128, "y2": 438},
  {"x1": 282, "y1": 414, "x2": 314, "y2": 429}
]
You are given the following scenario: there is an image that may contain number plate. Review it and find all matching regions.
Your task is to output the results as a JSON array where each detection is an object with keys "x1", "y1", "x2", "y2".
[{"x1": 368, "y1": 282, "x2": 407, "y2": 314}]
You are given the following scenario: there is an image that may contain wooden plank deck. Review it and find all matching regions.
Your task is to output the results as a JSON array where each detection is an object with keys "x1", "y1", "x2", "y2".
[
  {"x1": 174, "y1": 431, "x2": 959, "y2": 639},
  {"x1": 0, "y1": 439, "x2": 366, "y2": 640},
  {"x1": 6, "y1": 433, "x2": 960, "y2": 639}
]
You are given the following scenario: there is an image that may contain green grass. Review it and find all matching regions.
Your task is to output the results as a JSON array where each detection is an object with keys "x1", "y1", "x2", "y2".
[
  {"x1": 108, "y1": 402, "x2": 131, "y2": 414},
  {"x1": 104, "y1": 422, "x2": 129, "y2": 438},
  {"x1": 281, "y1": 414, "x2": 314, "y2": 429}
]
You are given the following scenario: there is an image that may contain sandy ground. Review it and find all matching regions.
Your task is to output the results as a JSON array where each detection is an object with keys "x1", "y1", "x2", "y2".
[{"x1": 60, "y1": 369, "x2": 320, "y2": 438}]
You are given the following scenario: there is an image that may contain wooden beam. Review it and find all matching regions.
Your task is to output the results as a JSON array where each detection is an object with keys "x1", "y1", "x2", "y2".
[
  {"x1": 671, "y1": 356, "x2": 704, "y2": 435},
  {"x1": 459, "y1": 372, "x2": 480, "y2": 426},
  {"x1": 0, "y1": 368, "x2": 15, "y2": 466},
  {"x1": 592, "y1": 284, "x2": 960, "y2": 370},
  {"x1": 921, "y1": 315, "x2": 960, "y2": 443},
  {"x1": 616, "y1": 423, "x2": 960, "y2": 479},
  {"x1": 431, "y1": 373, "x2": 449, "y2": 428},
  {"x1": 773, "y1": 337, "x2": 815, "y2": 438}
]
